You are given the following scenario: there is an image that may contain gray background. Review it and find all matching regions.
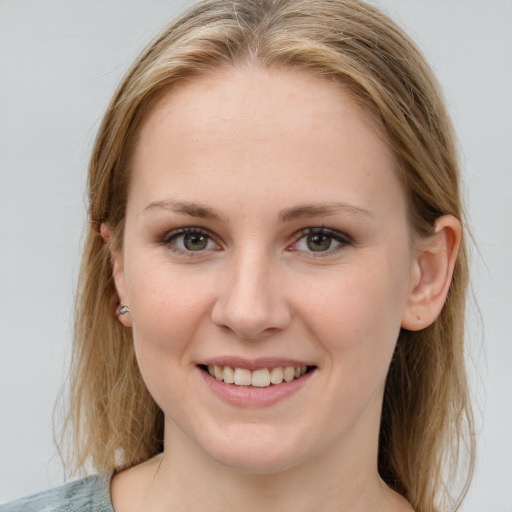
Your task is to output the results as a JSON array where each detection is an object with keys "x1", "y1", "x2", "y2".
[{"x1": 1, "y1": 1, "x2": 511, "y2": 510}]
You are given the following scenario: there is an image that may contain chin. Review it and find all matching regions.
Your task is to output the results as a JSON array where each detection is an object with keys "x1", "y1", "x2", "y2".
[{"x1": 200, "y1": 426, "x2": 312, "y2": 475}]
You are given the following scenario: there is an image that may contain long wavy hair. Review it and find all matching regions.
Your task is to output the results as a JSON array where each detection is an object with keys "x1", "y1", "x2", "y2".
[{"x1": 63, "y1": 1, "x2": 475, "y2": 510}]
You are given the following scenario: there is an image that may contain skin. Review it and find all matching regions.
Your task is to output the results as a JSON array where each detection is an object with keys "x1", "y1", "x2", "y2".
[{"x1": 106, "y1": 66, "x2": 460, "y2": 512}]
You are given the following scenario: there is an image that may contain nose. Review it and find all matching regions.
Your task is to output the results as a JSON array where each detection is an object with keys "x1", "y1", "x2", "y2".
[{"x1": 211, "y1": 248, "x2": 292, "y2": 340}]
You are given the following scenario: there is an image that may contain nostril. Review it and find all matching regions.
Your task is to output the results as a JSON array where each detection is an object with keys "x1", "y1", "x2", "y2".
[{"x1": 210, "y1": 282, "x2": 293, "y2": 339}]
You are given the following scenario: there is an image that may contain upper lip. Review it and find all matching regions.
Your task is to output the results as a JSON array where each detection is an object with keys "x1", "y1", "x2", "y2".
[{"x1": 198, "y1": 356, "x2": 315, "y2": 370}]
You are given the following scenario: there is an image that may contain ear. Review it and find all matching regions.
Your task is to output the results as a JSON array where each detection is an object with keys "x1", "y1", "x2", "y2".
[
  {"x1": 100, "y1": 223, "x2": 132, "y2": 328},
  {"x1": 401, "y1": 215, "x2": 461, "y2": 331}
]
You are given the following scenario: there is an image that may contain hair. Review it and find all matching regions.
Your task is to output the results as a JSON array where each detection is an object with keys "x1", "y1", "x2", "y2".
[{"x1": 64, "y1": 1, "x2": 475, "y2": 511}]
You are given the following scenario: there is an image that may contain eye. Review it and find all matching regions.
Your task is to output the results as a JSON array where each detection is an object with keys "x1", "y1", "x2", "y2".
[
  {"x1": 292, "y1": 227, "x2": 351, "y2": 255},
  {"x1": 163, "y1": 227, "x2": 219, "y2": 255}
]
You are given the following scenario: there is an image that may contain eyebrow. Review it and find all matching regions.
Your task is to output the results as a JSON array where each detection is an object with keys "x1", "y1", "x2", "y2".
[
  {"x1": 143, "y1": 199, "x2": 225, "y2": 221},
  {"x1": 143, "y1": 199, "x2": 372, "y2": 222},
  {"x1": 278, "y1": 203, "x2": 372, "y2": 223}
]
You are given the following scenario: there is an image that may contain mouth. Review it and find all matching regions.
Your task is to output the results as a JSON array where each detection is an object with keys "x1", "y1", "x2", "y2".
[{"x1": 198, "y1": 364, "x2": 316, "y2": 388}]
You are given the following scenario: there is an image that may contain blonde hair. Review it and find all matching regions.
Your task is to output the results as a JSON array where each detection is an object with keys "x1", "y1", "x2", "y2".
[{"x1": 65, "y1": 1, "x2": 475, "y2": 510}]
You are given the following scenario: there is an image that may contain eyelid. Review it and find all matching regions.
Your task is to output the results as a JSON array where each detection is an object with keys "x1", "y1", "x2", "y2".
[
  {"x1": 157, "y1": 225, "x2": 351, "y2": 257},
  {"x1": 161, "y1": 226, "x2": 212, "y2": 243},
  {"x1": 160, "y1": 226, "x2": 221, "y2": 255},
  {"x1": 298, "y1": 226, "x2": 352, "y2": 243},
  {"x1": 289, "y1": 226, "x2": 352, "y2": 255}
]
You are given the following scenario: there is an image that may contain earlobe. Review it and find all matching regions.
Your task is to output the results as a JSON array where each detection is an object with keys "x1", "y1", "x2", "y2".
[
  {"x1": 100, "y1": 222, "x2": 111, "y2": 243},
  {"x1": 100, "y1": 222, "x2": 132, "y2": 328},
  {"x1": 401, "y1": 215, "x2": 461, "y2": 331}
]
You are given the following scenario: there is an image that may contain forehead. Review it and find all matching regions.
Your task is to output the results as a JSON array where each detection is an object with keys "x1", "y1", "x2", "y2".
[
  {"x1": 136, "y1": 66, "x2": 390, "y2": 156},
  {"x1": 129, "y1": 66, "x2": 405, "y2": 221}
]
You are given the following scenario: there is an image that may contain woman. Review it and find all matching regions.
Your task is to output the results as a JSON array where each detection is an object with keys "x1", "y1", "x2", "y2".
[{"x1": 2, "y1": 0, "x2": 475, "y2": 511}]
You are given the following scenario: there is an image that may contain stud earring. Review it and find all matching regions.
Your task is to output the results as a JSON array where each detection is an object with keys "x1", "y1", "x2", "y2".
[{"x1": 116, "y1": 305, "x2": 130, "y2": 316}]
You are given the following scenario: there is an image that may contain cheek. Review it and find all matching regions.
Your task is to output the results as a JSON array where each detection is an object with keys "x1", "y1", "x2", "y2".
[
  {"x1": 296, "y1": 259, "x2": 409, "y2": 431},
  {"x1": 128, "y1": 257, "x2": 209, "y2": 335},
  {"x1": 299, "y1": 253, "x2": 410, "y2": 373},
  {"x1": 125, "y1": 261, "x2": 214, "y2": 390}
]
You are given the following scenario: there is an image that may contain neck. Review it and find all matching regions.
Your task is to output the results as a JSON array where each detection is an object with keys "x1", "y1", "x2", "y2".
[{"x1": 135, "y1": 422, "x2": 409, "y2": 512}]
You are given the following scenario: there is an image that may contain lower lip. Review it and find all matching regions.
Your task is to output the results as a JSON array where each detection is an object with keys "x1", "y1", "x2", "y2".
[{"x1": 198, "y1": 368, "x2": 316, "y2": 407}]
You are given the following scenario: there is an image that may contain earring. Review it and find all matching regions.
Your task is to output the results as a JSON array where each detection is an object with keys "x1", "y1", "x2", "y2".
[{"x1": 116, "y1": 305, "x2": 130, "y2": 316}]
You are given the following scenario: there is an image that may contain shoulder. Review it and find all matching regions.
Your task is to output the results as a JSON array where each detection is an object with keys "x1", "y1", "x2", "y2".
[{"x1": 0, "y1": 474, "x2": 113, "y2": 512}]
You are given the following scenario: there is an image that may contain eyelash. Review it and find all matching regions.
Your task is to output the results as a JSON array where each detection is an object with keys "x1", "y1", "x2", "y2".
[
  {"x1": 160, "y1": 227, "x2": 219, "y2": 257},
  {"x1": 159, "y1": 226, "x2": 352, "y2": 257},
  {"x1": 290, "y1": 226, "x2": 352, "y2": 257}
]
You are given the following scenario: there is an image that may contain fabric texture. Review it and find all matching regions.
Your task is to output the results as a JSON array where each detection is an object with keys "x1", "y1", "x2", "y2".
[{"x1": 0, "y1": 474, "x2": 113, "y2": 512}]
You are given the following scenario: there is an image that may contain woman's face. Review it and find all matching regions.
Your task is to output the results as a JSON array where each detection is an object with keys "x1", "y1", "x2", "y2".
[{"x1": 114, "y1": 66, "x2": 419, "y2": 474}]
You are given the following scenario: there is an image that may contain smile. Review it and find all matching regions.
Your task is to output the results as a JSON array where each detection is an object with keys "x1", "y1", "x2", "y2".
[
  {"x1": 204, "y1": 364, "x2": 310, "y2": 387},
  {"x1": 197, "y1": 361, "x2": 317, "y2": 406}
]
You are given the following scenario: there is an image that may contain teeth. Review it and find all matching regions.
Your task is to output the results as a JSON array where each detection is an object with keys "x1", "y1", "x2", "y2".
[
  {"x1": 206, "y1": 364, "x2": 309, "y2": 387},
  {"x1": 270, "y1": 367, "x2": 284, "y2": 384},
  {"x1": 234, "y1": 368, "x2": 252, "y2": 386},
  {"x1": 251, "y1": 369, "x2": 270, "y2": 387},
  {"x1": 283, "y1": 366, "x2": 295, "y2": 382},
  {"x1": 222, "y1": 366, "x2": 235, "y2": 384}
]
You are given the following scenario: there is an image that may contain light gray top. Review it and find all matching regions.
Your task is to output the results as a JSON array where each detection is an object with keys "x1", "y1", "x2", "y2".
[{"x1": 1, "y1": 474, "x2": 113, "y2": 512}]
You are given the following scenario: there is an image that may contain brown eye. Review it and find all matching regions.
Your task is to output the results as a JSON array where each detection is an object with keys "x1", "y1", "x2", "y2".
[
  {"x1": 183, "y1": 233, "x2": 209, "y2": 251},
  {"x1": 306, "y1": 234, "x2": 332, "y2": 252},
  {"x1": 291, "y1": 227, "x2": 351, "y2": 256},
  {"x1": 164, "y1": 228, "x2": 218, "y2": 254}
]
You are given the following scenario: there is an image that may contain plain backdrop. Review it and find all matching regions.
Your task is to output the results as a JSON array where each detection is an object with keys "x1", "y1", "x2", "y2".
[{"x1": 0, "y1": 1, "x2": 511, "y2": 510}]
